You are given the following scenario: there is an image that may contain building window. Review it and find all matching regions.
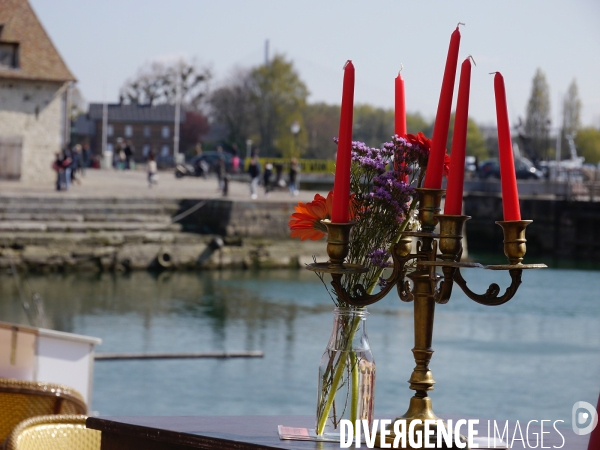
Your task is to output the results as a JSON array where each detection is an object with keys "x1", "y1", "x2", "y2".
[
  {"x1": 0, "y1": 43, "x2": 19, "y2": 69},
  {"x1": 107, "y1": 124, "x2": 114, "y2": 137},
  {"x1": 161, "y1": 145, "x2": 170, "y2": 157},
  {"x1": 124, "y1": 125, "x2": 133, "y2": 137},
  {"x1": 107, "y1": 142, "x2": 114, "y2": 154},
  {"x1": 161, "y1": 126, "x2": 170, "y2": 139},
  {"x1": 143, "y1": 126, "x2": 151, "y2": 137},
  {"x1": 142, "y1": 144, "x2": 151, "y2": 157}
]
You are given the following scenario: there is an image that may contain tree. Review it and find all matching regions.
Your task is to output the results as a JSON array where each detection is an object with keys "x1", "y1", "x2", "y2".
[
  {"x1": 562, "y1": 79, "x2": 582, "y2": 147},
  {"x1": 209, "y1": 68, "x2": 255, "y2": 151},
  {"x1": 120, "y1": 58, "x2": 212, "y2": 111},
  {"x1": 524, "y1": 68, "x2": 552, "y2": 162},
  {"x1": 445, "y1": 114, "x2": 489, "y2": 160},
  {"x1": 406, "y1": 113, "x2": 432, "y2": 136},
  {"x1": 575, "y1": 127, "x2": 600, "y2": 165},
  {"x1": 248, "y1": 54, "x2": 309, "y2": 157},
  {"x1": 180, "y1": 111, "x2": 210, "y2": 155},
  {"x1": 352, "y1": 104, "x2": 394, "y2": 147},
  {"x1": 303, "y1": 102, "x2": 340, "y2": 159}
]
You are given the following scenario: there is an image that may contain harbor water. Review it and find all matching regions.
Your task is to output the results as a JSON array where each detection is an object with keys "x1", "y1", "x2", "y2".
[{"x1": 0, "y1": 259, "x2": 598, "y2": 431}]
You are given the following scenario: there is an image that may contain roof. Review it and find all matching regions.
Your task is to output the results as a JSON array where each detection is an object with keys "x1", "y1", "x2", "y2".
[
  {"x1": 88, "y1": 103, "x2": 184, "y2": 123},
  {"x1": 0, "y1": 0, "x2": 75, "y2": 82}
]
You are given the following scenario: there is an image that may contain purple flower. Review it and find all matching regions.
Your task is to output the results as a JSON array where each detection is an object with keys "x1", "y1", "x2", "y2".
[
  {"x1": 384, "y1": 134, "x2": 430, "y2": 172},
  {"x1": 371, "y1": 172, "x2": 414, "y2": 216},
  {"x1": 334, "y1": 139, "x2": 393, "y2": 173},
  {"x1": 367, "y1": 248, "x2": 391, "y2": 269}
]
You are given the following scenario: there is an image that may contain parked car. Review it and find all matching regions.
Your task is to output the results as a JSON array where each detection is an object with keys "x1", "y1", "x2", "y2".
[
  {"x1": 477, "y1": 157, "x2": 543, "y2": 180},
  {"x1": 175, "y1": 151, "x2": 232, "y2": 178},
  {"x1": 465, "y1": 155, "x2": 478, "y2": 175}
]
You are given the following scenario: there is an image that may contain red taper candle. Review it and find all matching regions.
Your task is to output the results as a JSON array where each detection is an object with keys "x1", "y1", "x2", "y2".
[
  {"x1": 586, "y1": 394, "x2": 600, "y2": 450},
  {"x1": 395, "y1": 70, "x2": 409, "y2": 183},
  {"x1": 494, "y1": 72, "x2": 521, "y2": 221},
  {"x1": 332, "y1": 60, "x2": 355, "y2": 223},
  {"x1": 444, "y1": 58, "x2": 472, "y2": 215},
  {"x1": 395, "y1": 71, "x2": 407, "y2": 137},
  {"x1": 424, "y1": 26, "x2": 461, "y2": 189}
]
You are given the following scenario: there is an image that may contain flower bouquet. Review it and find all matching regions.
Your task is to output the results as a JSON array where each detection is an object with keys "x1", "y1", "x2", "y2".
[{"x1": 289, "y1": 133, "x2": 449, "y2": 436}]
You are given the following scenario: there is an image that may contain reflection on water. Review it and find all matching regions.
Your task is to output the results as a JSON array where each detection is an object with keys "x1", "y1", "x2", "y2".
[{"x1": 0, "y1": 266, "x2": 598, "y2": 429}]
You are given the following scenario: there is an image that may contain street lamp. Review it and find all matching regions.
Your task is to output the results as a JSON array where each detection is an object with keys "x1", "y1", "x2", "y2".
[{"x1": 290, "y1": 121, "x2": 301, "y2": 158}]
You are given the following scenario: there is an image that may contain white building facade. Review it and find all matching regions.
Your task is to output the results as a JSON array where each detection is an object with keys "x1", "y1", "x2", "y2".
[{"x1": 0, "y1": 0, "x2": 75, "y2": 182}]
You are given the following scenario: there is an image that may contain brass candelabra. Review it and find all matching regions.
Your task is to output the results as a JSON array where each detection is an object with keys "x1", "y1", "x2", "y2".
[{"x1": 307, "y1": 187, "x2": 546, "y2": 449}]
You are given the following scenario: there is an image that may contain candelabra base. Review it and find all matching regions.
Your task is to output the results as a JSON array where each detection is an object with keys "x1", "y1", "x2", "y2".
[{"x1": 375, "y1": 397, "x2": 469, "y2": 448}]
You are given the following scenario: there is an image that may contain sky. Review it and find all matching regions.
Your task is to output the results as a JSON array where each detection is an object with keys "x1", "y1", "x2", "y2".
[{"x1": 30, "y1": 0, "x2": 600, "y2": 128}]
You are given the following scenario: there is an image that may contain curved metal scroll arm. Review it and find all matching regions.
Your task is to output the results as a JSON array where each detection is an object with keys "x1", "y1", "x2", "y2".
[
  {"x1": 331, "y1": 242, "x2": 415, "y2": 307},
  {"x1": 454, "y1": 268, "x2": 523, "y2": 306},
  {"x1": 415, "y1": 239, "x2": 458, "y2": 306},
  {"x1": 431, "y1": 265, "x2": 455, "y2": 305}
]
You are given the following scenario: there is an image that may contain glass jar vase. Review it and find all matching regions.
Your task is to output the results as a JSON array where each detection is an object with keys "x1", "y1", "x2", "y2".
[{"x1": 316, "y1": 307, "x2": 375, "y2": 437}]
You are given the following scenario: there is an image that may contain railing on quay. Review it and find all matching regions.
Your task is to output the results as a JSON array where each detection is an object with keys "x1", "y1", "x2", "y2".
[{"x1": 243, "y1": 158, "x2": 335, "y2": 175}]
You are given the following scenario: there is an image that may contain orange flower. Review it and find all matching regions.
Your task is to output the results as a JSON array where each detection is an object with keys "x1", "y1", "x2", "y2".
[
  {"x1": 443, "y1": 153, "x2": 451, "y2": 177},
  {"x1": 289, "y1": 192, "x2": 333, "y2": 241}
]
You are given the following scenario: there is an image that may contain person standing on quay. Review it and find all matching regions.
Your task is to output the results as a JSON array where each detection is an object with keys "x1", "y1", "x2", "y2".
[
  {"x1": 52, "y1": 152, "x2": 64, "y2": 190},
  {"x1": 289, "y1": 157, "x2": 300, "y2": 196},
  {"x1": 231, "y1": 150, "x2": 240, "y2": 174},
  {"x1": 124, "y1": 140, "x2": 134, "y2": 169},
  {"x1": 263, "y1": 163, "x2": 273, "y2": 197},
  {"x1": 248, "y1": 156, "x2": 261, "y2": 199},
  {"x1": 81, "y1": 142, "x2": 91, "y2": 175},
  {"x1": 147, "y1": 154, "x2": 158, "y2": 188},
  {"x1": 70, "y1": 144, "x2": 82, "y2": 185},
  {"x1": 215, "y1": 146, "x2": 226, "y2": 191}
]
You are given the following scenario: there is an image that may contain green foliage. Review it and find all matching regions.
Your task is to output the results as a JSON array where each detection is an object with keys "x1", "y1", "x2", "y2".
[
  {"x1": 303, "y1": 102, "x2": 340, "y2": 159},
  {"x1": 563, "y1": 79, "x2": 581, "y2": 134},
  {"x1": 209, "y1": 68, "x2": 254, "y2": 151},
  {"x1": 575, "y1": 127, "x2": 600, "y2": 164},
  {"x1": 560, "y1": 79, "x2": 582, "y2": 154},
  {"x1": 301, "y1": 105, "x2": 433, "y2": 160},
  {"x1": 249, "y1": 54, "x2": 309, "y2": 157},
  {"x1": 406, "y1": 113, "x2": 432, "y2": 136},
  {"x1": 445, "y1": 114, "x2": 489, "y2": 160},
  {"x1": 525, "y1": 68, "x2": 552, "y2": 161},
  {"x1": 352, "y1": 104, "x2": 394, "y2": 147}
]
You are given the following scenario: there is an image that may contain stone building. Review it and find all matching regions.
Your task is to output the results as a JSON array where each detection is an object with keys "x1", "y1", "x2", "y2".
[
  {"x1": 0, "y1": 0, "x2": 75, "y2": 182},
  {"x1": 87, "y1": 103, "x2": 183, "y2": 164}
]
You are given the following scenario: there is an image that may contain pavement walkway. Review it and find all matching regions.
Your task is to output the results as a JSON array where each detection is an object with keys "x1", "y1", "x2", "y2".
[{"x1": 0, "y1": 169, "x2": 325, "y2": 202}]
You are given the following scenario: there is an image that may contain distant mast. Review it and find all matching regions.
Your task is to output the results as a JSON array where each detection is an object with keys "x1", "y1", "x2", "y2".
[
  {"x1": 102, "y1": 83, "x2": 108, "y2": 161},
  {"x1": 265, "y1": 39, "x2": 269, "y2": 66},
  {"x1": 555, "y1": 92, "x2": 562, "y2": 164},
  {"x1": 174, "y1": 73, "x2": 181, "y2": 162}
]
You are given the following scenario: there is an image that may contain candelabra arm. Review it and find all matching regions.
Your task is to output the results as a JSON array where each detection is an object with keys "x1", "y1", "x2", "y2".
[
  {"x1": 454, "y1": 267, "x2": 522, "y2": 306},
  {"x1": 333, "y1": 245, "x2": 416, "y2": 307},
  {"x1": 397, "y1": 278, "x2": 414, "y2": 303},
  {"x1": 432, "y1": 265, "x2": 456, "y2": 304}
]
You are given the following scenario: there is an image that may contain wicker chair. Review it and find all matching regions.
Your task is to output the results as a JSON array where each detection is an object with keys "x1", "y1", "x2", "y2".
[
  {"x1": 0, "y1": 379, "x2": 87, "y2": 443},
  {"x1": 4, "y1": 415, "x2": 100, "y2": 450}
]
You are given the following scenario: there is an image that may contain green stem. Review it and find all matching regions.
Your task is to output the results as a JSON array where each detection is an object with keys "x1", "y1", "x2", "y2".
[
  {"x1": 316, "y1": 314, "x2": 361, "y2": 435},
  {"x1": 350, "y1": 351, "x2": 359, "y2": 423},
  {"x1": 365, "y1": 196, "x2": 419, "y2": 294}
]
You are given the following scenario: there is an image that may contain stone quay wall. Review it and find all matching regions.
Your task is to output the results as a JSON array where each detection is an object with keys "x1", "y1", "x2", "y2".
[{"x1": 464, "y1": 193, "x2": 600, "y2": 260}]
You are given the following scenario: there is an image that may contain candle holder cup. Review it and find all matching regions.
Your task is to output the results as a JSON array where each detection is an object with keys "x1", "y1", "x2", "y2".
[
  {"x1": 496, "y1": 220, "x2": 532, "y2": 265},
  {"x1": 306, "y1": 220, "x2": 367, "y2": 276},
  {"x1": 308, "y1": 188, "x2": 546, "y2": 448}
]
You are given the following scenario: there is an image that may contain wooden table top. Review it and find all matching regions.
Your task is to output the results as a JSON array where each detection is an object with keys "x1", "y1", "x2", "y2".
[{"x1": 87, "y1": 415, "x2": 590, "y2": 450}]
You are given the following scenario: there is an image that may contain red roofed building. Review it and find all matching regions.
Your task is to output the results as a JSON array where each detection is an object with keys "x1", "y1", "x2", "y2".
[{"x1": 0, "y1": 0, "x2": 75, "y2": 181}]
